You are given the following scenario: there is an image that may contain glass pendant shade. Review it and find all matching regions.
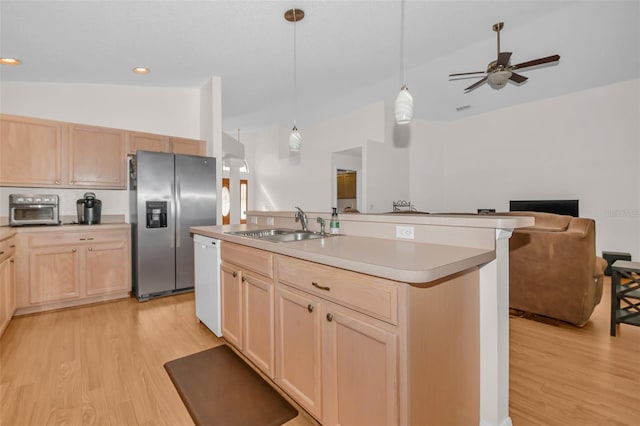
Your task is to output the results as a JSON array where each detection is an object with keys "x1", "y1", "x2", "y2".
[
  {"x1": 289, "y1": 125, "x2": 301, "y2": 151},
  {"x1": 395, "y1": 85, "x2": 414, "y2": 124}
]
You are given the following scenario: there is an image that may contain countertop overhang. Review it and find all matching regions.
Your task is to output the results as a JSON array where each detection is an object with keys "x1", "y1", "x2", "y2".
[{"x1": 191, "y1": 224, "x2": 497, "y2": 284}]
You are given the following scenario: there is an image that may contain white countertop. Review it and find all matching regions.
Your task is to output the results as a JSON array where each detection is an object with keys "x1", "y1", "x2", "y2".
[{"x1": 191, "y1": 224, "x2": 496, "y2": 284}]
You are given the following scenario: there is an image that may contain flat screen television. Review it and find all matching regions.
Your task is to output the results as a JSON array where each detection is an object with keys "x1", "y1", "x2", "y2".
[{"x1": 509, "y1": 199, "x2": 579, "y2": 217}]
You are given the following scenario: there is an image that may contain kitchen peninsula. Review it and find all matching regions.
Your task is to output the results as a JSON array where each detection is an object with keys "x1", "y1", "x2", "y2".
[{"x1": 192, "y1": 211, "x2": 533, "y2": 426}]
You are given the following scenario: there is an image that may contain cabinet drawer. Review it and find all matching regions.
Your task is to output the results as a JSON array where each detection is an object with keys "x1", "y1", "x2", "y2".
[
  {"x1": 221, "y1": 242, "x2": 274, "y2": 278},
  {"x1": 0, "y1": 236, "x2": 16, "y2": 262},
  {"x1": 27, "y1": 230, "x2": 128, "y2": 248},
  {"x1": 277, "y1": 255, "x2": 399, "y2": 325}
]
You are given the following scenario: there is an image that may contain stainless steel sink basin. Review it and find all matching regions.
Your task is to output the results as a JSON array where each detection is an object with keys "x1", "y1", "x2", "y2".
[{"x1": 226, "y1": 228, "x2": 333, "y2": 243}]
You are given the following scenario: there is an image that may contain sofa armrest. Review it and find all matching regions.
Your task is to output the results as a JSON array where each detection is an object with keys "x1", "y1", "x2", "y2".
[
  {"x1": 594, "y1": 256, "x2": 607, "y2": 277},
  {"x1": 565, "y1": 217, "x2": 592, "y2": 236}
]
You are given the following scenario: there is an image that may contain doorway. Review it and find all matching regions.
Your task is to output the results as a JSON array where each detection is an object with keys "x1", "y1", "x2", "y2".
[
  {"x1": 332, "y1": 147, "x2": 362, "y2": 212},
  {"x1": 337, "y1": 170, "x2": 358, "y2": 212}
]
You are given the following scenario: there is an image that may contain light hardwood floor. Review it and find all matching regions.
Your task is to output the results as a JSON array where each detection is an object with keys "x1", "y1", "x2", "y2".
[{"x1": 1, "y1": 277, "x2": 638, "y2": 426}]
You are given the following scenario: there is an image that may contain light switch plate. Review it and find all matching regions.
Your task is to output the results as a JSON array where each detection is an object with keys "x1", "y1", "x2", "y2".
[
  {"x1": 266, "y1": 217, "x2": 275, "y2": 226},
  {"x1": 250, "y1": 216, "x2": 258, "y2": 224},
  {"x1": 396, "y1": 225, "x2": 415, "y2": 239}
]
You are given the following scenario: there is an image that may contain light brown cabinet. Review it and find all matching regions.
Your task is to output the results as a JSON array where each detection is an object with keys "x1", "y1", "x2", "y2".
[
  {"x1": 1, "y1": 114, "x2": 206, "y2": 189},
  {"x1": 0, "y1": 235, "x2": 16, "y2": 337},
  {"x1": 0, "y1": 115, "x2": 65, "y2": 187},
  {"x1": 221, "y1": 242, "x2": 275, "y2": 378},
  {"x1": 127, "y1": 131, "x2": 170, "y2": 154},
  {"x1": 276, "y1": 255, "x2": 399, "y2": 425},
  {"x1": 67, "y1": 124, "x2": 127, "y2": 189},
  {"x1": 0, "y1": 115, "x2": 127, "y2": 189},
  {"x1": 15, "y1": 226, "x2": 131, "y2": 315},
  {"x1": 169, "y1": 137, "x2": 206, "y2": 156}
]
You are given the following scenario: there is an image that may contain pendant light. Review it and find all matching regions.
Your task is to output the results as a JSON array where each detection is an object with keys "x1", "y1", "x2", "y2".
[
  {"x1": 285, "y1": 8, "x2": 304, "y2": 152},
  {"x1": 394, "y1": 0, "x2": 413, "y2": 125}
]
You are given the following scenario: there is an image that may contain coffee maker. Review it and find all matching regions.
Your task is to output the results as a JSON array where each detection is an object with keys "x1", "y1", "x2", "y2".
[{"x1": 77, "y1": 192, "x2": 102, "y2": 224}]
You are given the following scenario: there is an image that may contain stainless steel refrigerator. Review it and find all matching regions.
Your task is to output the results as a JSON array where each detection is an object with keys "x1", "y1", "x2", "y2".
[{"x1": 130, "y1": 151, "x2": 216, "y2": 301}]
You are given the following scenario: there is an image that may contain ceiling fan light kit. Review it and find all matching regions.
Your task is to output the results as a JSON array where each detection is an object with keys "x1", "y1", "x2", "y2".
[
  {"x1": 286, "y1": 8, "x2": 304, "y2": 152},
  {"x1": 449, "y1": 21, "x2": 560, "y2": 93}
]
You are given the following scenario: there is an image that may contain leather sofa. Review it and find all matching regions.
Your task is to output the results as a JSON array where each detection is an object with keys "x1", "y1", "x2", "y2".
[{"x1": 497, "y1": 211, "x2": 607, "y2": 326}]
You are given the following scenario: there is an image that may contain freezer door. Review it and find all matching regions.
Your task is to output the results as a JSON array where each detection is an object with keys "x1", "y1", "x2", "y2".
[
  {"x1": 135, "y1": 151, "x2": 176, "y2": 297},
  {"x1": 175, "y1": 154, "x2": 216, "y2": 290}
]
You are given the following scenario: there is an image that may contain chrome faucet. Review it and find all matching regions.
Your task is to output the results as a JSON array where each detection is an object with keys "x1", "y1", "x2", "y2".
[
  {"x1": 294, "y1": 206, "x2": 308, "y2": 231},
  {"x1": 316, "y1": 217, "x2": 327, "y2": 234}
]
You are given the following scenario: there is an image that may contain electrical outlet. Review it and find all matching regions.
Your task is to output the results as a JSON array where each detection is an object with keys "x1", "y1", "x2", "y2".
[
  {"x1": 396, "y1": 225, "x2": 414, "y2": 239},
  {"x1": 250, "y1": 216, "x2": 258, "y2": 224},
  {"x1": 266, "y1": 217, "x2": 275, "y2": 226}
]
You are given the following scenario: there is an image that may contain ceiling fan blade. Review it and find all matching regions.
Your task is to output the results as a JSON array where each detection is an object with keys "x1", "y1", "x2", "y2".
[
  {"x1": 449, "y1": 71, "x2": 485, "y2": 77},
  {"x1": 511, "y1": 54, "x2": 560, "y2": 70},
  {"x1": 497, "y1": 52, "x2": 512, "y2": 67},
  {"x1": 509, "y1": 72, "x2": 528, "y2": 84},
  {"x1": 464, "y1": 76, "x2": 488, "y2": 92}
]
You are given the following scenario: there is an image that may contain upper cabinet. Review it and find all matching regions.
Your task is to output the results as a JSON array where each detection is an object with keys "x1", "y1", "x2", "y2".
[
  {"x1": 127, "y1": 132, "x2": 205, "y2": 156},
  {"x1": 67, "y1": 124, "x2": 127, "y2": 189},
  {"x1": 127, "y1": 131, "x2": 170, "y2": 155},
  {"x1": 169, "y1": 137, "x2": 206, "y2": 156},
  {"x1": 0, "y1": 115, "x2": 65, "y2": 186},
  {"x1": 1, "y1": 114, "x2": 207, "y2": 189}
]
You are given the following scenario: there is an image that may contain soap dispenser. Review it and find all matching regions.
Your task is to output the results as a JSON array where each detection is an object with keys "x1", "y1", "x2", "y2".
[{"x1": 330, "y1": 207, "x2": 340, "y2": 234}]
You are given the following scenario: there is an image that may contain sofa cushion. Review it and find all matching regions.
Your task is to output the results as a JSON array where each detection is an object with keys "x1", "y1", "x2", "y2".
[{"x1": 495, "y1": 211, "x2": 573, "y2": 231}]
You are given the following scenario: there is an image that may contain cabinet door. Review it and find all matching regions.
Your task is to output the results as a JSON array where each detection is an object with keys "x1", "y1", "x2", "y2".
[
  {"x1": 0, "y1": 256, "x2": 15, "y2": 335},
  {"x1": 275, "y1": 285, "x2": 323, "y2": 420},
  {"x1": 323, "y1": 306, "x2": 399, "y2": 426},
  {"x1": 29, "y1": 245, "x2": 81, "y2": 304},
  {"x1": 128, "y1": 131, "x2": 169, "y2": 155},
  {"x1": 170, "y1": 137, "x2": 205, "y2": 156},
  {"x1": 85, "y1": 240, "x2": 131, "y2": 296},
  {"x1": 243, "y1": 272, "x2": 275, "y2": 378},
  {"x1": 0, "y1": 115, "x2": 64, "y2": 187},
  {"x1": 221, "y1": 263, "x2": 243, "y2": 349},
  {"x1": 67, "y1": 124, "x2": 127, "y2": 188}
]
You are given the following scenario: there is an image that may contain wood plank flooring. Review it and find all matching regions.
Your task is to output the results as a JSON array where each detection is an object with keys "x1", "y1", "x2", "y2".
[{"x1": 1, "y1": 277, "x2": 638, "y2": 426}]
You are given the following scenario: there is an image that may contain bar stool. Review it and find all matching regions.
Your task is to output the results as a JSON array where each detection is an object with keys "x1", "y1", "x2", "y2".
[{"x1": 610, "y1": 260, "x2": 640, "y2": 336}]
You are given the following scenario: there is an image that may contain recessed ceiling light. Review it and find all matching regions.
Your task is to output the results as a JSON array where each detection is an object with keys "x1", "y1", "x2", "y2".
[
  {"x1": 0, "y1": 57, "x2": 22, "y2": 66},
  {"x1": 132, "y1": 67, "x2": 150, "y2": 74}
]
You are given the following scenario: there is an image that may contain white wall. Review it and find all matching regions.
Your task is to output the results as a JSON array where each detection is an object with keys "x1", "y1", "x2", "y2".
[
  {"x1": 0, "y1": 81, "x2": 205, "y2": 220},
  {"x1": 409, "y1": 79, "x2": 640, "y2": 259},
  {"x1": 242, "y1": 102, "x2": 410, "y2": 214}
]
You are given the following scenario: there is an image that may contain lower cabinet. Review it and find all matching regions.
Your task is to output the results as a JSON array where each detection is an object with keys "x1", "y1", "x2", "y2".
[
  {"x1": 275, "y1": 257, "x2": 400, "y2": 426},
  {"x1": 221, "y1": 243, "x2": 275, "y2": 378},
  {"x1": 15, "y1": 226, "x2": 131, "y2": 314},
  {"x1": 0, "y1": 235, "x2": 16, "y2": 337}
]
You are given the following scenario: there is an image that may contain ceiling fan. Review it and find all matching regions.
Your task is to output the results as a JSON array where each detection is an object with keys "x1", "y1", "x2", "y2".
[{"x1": 449, "y1": 22, "x2": 560, "y2": 92}]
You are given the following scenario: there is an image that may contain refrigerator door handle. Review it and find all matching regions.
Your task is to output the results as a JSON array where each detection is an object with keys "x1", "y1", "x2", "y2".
[
  {"x1": 170, "y1": 179, "x2": 176, "y2": 249},
  {"x1": 176, "y1": 176, "x2": 182, "y2": 248}
]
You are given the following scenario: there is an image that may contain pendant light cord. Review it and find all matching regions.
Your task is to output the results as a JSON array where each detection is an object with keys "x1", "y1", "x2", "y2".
[
  {"x1": 293, "y1": 8, "x2": 298, "y2": 127},
  {"x1": 400, "y1": 0, "x2": 406, "y2": 85}
]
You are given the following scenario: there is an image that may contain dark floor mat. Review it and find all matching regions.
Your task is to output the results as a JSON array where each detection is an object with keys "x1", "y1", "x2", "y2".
[{"x1": 164, "y1": 344, "x2": 298, "y2": 426}]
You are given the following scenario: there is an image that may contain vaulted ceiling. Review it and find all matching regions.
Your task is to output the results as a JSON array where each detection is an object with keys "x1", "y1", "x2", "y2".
[{"x1": 1, "y1": 1, "x2": 638, "y2": 131}]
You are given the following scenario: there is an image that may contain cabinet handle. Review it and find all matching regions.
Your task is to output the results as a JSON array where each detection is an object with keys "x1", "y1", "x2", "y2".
[
  {"x1": 241, "y1": 276, "x2": 247, "y2": 282},
  {"x1": 10, "y1": 259, "x2": 14, "y2": 263},
  {"x1": 70, "y1": 181, "x2": 75, "y2": 185},
  {"x1": 0, "y1": 251, "x2": 4, "y2": 255},
  {"x1": 312, "y1": 282, "x2": 330, "y2": 291},
  {"x1": 80, "y1": 238, "x2": 86, "y2": 241},
  {"x1": 9, "y1": 245, "x2": 15, "y2": 248},
  {"x1": 55, "y1": 180, "x2": 60, "y2": 184},
  {"x1": 326, "y1": 313, "x2": 334, "y2": 322},
  {"x1": 87, "y1": 237, "x2": 94, "y2": 241},
  {"x1": 232, "y1": 271, "x2": 238, "y2": 278},
  {"x1": 72, "y1": 249, "x2": 77, "y2": 253},
  {"x1": 307, "y1": 304, "x2": 314, "y2": 313},
  {"x1": 88, "y1": 247, "x2": 93, "y2": 251}
]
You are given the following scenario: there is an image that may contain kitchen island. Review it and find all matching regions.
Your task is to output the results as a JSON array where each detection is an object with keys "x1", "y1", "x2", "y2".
[{"x1": 192, "y1": 211, "x2": 533, "y2": 426}]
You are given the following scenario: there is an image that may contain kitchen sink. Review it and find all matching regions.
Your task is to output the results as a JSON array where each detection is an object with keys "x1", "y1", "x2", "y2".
[{"x1": 225, "y1": 228, "x2": 333, "y2": 243}]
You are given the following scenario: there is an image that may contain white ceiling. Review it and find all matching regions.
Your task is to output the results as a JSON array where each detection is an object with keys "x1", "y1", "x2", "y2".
[{"x1": 1, "y1": 1, "x2": 638, "y2": 132}]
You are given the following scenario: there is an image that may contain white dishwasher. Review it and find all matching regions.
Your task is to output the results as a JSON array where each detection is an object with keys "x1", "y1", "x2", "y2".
[{"x1": 193, "y1": 234, "x2": 221, "y2": 337}]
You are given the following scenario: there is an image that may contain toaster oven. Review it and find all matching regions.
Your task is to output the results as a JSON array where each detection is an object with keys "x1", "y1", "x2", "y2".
[{"x1": 9, "y1": 194, "x2": 60, "y2": 226}]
